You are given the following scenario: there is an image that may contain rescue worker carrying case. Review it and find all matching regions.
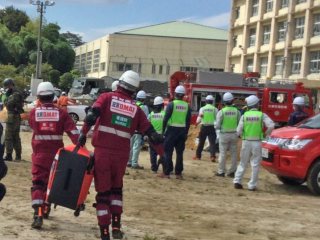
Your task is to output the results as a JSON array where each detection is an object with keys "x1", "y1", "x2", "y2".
[{"x1": 46, "y1": 144, "x2": 94, "y2": 216}]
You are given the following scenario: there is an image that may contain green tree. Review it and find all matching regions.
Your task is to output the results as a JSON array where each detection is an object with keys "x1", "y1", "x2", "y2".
[
  {"x1": 59, "y1": 72, "x2": 74, "y2": 90},
  {"x1": 42, "y1": 23, "x2": 60, "y2": 43},
  {"x1": 61, "y1": 31, "x2": 85, "y2": 47},
  {"x1": 0, "y1": 6, "x2": 30, "y2": 33},
  {"x1": 48, "y1": 69, "x2": 60, "y2": 86}
]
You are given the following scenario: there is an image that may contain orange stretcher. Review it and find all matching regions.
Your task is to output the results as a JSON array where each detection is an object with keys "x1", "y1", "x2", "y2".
[{"x1": 46, "y1": 144, "x2": 94, "y2": 216}]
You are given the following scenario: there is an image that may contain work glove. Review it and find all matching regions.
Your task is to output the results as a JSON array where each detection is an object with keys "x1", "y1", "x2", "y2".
[
  {"x1": 149, "y1": 132, "x2": 164, "y2": 145},
  {"x1": 78, "y1": 133, "x2": 87, "y2": 147},
  {"x1": 143, "y1": 135, "x2": 149, "y2": 142}
]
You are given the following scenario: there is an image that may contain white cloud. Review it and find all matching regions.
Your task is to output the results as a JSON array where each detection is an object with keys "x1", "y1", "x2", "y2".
[{"x1": 191, "y1": 12, "x2": 231, "y2": 29}]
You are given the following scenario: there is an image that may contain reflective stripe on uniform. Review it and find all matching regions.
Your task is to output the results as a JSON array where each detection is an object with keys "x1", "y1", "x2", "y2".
[
  {"x1": 168, "y1": 123, "x2": 186, "y2": 127},
  {"x1": 98, "y1": 125, "x2": 131, "y2": 139},
  {"x1": 111, "y1": 200, "x2": 123, "y2": 207},
  {"x1": 97, "y1": 209, "x2": 108, "y2": 216},
  {"x1": 32, "y1": 199, "x2": 44, "y2": 206},
  {"x1": 71, "y1": 129, "x2": 79, "y2": 135},
  {"x1": 34, "y1": 135, "x2": 63, "y2": 140}
]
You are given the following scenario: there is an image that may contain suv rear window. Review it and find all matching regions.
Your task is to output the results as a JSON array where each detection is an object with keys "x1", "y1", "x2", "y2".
[{"x1": 299, "y1": 114, "x2": 320, "y2": 129}]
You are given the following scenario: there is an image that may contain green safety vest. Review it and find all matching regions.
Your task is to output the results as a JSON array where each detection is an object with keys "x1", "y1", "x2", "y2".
[
  {"x1": 201, "y1": 104, "x2": 216, "y2": 125},
  {"x1": 149, "y1": 110, "x2": 165, "y2": 134},
  {"x1": 167, "y1": 100, "x2": 188, "y2": 127},
  {"x1": 136, "y1": 101, "x2": 143, "y2": 107},
  {"x1": 243, "y1": 110, "x2": 264, "y2": 140},
  {"x1": 221, "y1": 106, "x2": 239, "y2": 133}
]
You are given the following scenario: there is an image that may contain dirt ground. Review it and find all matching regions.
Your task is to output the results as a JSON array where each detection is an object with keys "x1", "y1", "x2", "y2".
[{"x1": 0, "y1": 131, "x2": 320, "y2": 240}]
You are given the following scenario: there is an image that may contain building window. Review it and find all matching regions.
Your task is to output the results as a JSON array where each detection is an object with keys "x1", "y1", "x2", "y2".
[
  {"x1": 280, "y1": 0, "x2": 288, "y2": 8},
  {"x1": 152, "y1": 64, "x2": 156, "y2": 74},
  {"x1": 249, "y1": 28, "x2": 256, "y2": 47},
  {"x1": 291, "y1": 53, "x2": 302, "y2": 74},
  {"x1": 235, "y1": 7, "x2": 240, "y2": 19},
  {"x1": 93, "y1": 49, "x2": 100, "y2": 72},
  {"x1": 113, "y1": 63, "x2": 132, "y2": 72},
  {"x1": 246, "y1": 59, "x2": 254, "y2": 72},
  {"x1": 159, "y1": 65, "x2": 163, "y2": 75},
  {"x1": 310, "y1": 51, "x2": 320, "y2": 73},
  {"x1": 100, "y1": 62, "x2": 105, "y2": 71},
  {"x1": 166, "y1": 65, "x2": 170, "y2": 75},
  {"x1": 263, "y1": 25, "x2": 271, "y2": 44},
  {"x1": 86, "y1": 51, "x2": 93, "y2": 73},
  {"x1": 260, "y1": 57, "x2": 268, "y2": 76},
  {"x1": 180, "y1": 66, "x2": 198, "y2": 72},
  {"x1": 296, "y1": 0, "x2": 306, "y2": 4},
  {"x1": 252, "y1": 0, "x2": 259, "y2": 16},
  {"x1": 313, "y1": 14, "x2": 320, "y2": 36},
  {"x1": 265, "y1": 0, "x2": 273, "y2": 12},
  {"x1": 294, "y1": 17, "x2": 305, "y2": 39},
  {"x1": 233, "y1": 35, "x2": 238, "y2": 48},
  {"x1": 277, "y1": 21, "x2": 287, "y2": 42},
  {"x1": 275, "y1": 56, "x2": 284, "y2": 75}
]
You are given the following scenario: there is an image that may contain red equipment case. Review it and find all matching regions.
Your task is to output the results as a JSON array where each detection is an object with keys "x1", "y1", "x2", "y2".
[{"x1": 46, "y1": 144, "x2": 94, "y2": 216}]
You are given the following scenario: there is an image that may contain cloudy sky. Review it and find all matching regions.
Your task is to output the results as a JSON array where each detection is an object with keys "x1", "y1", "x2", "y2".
[{"x1": 0, "y1": 0, "x2": 231, "y2": 42}]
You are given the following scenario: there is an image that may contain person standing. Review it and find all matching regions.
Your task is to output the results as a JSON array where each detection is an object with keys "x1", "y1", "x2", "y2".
[
  {"x1": 57, "y1": 92, "x2": 69, "y2": 110},
  {"x1": 161, "y1": 85, "x2": 191, "y2": 179},
  {"x1": 193, "y1": 95, "x2": 218, "y2": 162},
  {"x1": 29, "y1": 82, "x2": 79, "y2": 229},
  {"x1": 2, "y1": 78, "x2": 24, "y2": 161},
  {"x1": 233, "y1": 95, "x2": 274, "y2": 191},
  {"x1": 288, "y1": 96, "x2": 309, "y2": 126},
  {"x1": 215, "y1": 92, "x2": 241, "y2": 177},
  {"x1": 78, "y1": 70, "x2": 163, "y2": 240},
  {"x1": 127, "y1": 90, "x2": 149, "y2": 169},
  {"x1": 148, "y1": 96, "x2": 165, "y2": 173}
]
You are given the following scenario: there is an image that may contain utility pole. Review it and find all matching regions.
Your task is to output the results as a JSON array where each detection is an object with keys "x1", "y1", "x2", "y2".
[{"x1": 30, "y1": 0, "x2": 55, "y2": 79}]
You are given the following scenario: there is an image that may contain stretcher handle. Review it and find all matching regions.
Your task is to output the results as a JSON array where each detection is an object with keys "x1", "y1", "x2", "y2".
[
  {"x1": 73, "y1": 144, "x2": 81, "y2": 153},
  {"x1": 86, "y1": 154, "x2": 95, "y2": 173}
]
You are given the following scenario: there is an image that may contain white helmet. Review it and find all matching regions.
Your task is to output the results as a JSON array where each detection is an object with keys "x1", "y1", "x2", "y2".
[
  {"x1": 119, "y1": 70, "x2": 140, "y2": 92},
  {"x1": 137, "y1": 90, "x2": 146, "y2": 99},
  {"x1": 245, "y1": 95, "x2": 259, "y2": 107},
  {"x1": 205, "y1": 95, "x2": 214, "y2": 101},
  {"x1": 153, "y1": 96, "x2": 164, "y2": 105},
  {"x1": 223, "y1": 92, "x2": 234, "y2": 102},
  {"x1": 111, "y1": 80, "x2": 119, "y2": 91},
  {"x1": 37, "y1": 82, "x2": 55, "y2": 96},
  {"x1": 61, "y1": 91, "x2": 66, "y2": 96},
  {"x1": 175, "y1": 85, "x2": 186, "y2": 95},
  {"x1": 293, "y1": 96, "x2": 305, "y2": 106}
]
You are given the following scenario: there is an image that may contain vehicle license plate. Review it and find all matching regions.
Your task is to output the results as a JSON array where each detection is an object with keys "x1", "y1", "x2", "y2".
[{"x1": 262, "y1": 148, "x2": 269, "y2": 158}]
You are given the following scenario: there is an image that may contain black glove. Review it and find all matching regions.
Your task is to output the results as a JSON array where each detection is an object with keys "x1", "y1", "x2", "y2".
[
  {"x1": 149, "y1": 132, "x2": 164, "y2": 145},
  {"x1": 78, "y1": 133, "x2": 87, "y2": 147}
]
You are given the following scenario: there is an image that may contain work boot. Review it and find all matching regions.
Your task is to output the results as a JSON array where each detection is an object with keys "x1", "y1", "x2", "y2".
[
  {"x1": 112, "y1": 214, "x2": 124, "y2": 239},
  {"x1": 99, "y1": 225, "x2": 110, "y2": 240},
  {"x1": 0, "y1": 183, "x2": 6, "y2": 202},
  {"x1": 15, "y1": 154, "x2": 21, "y2": 161},
  {"x1": 210, "y1": 156, "x2": 216, "y2": 162},
  {"x1": 234, "y1": 183, "x2": 243, "y2": 189},
  {"x1": 3, "y1": 154, "x2": 12, "y2": 162},
  {"x1": 215, "y1": 172, "x2": 225, "y2": 177},
  {"x1": 31, "y1": 206, "x2": 43, "y2": 229},
  {"x1": 227, "y1": 172, "x2": 235, "y2": 178},
  {"x1": 131, "y1": 164, "x2": 144, "y2": 170},
  {"x1": 192, "y1": 156, "x2": 201, "y2": 160}
]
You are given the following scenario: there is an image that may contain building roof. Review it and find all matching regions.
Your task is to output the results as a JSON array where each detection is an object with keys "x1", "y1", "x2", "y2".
[{"x1": 115, "y1": 21, "x2": 228, "y2": 41}]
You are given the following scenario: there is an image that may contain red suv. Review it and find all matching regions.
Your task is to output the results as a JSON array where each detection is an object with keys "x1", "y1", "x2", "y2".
[{"x1": 261, "y1": 113, "x2": 320, "y2": 195}]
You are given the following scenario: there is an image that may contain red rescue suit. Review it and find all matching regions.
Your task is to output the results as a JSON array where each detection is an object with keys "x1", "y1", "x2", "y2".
[
  {"x1": 81, "y1": 89, "x2": 152, "y2": 226},
  {"x1": 29, "y1": 103, "x2": 79, "y2": 207}
]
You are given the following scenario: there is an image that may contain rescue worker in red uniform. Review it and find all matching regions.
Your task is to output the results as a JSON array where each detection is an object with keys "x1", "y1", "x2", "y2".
[
  {"x1": 29, "y1": 82, "x2": 79, "y2": 229},
  {"x1": 78, "y1": 70, "x2": 163, "y2": 240}
]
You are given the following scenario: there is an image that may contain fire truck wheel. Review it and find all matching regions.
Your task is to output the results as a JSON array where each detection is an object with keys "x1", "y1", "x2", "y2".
[
  {"x1": 277, "y1": 176, "x2": 304, "y2": 186},
  {"x1": 307, "y1": 160, "x2": 320, "y2": 195}
]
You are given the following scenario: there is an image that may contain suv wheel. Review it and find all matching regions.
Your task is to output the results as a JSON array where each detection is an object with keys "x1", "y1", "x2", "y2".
[
  {"x1": 69, "y1": 113, "x2": 79, "y2": 123},
  {"x1": 277, "y1": 176, "x2": 304, "y2": 186},
  {"x1": 307, "y1": 161, "x2": 320, "y2": 195}
]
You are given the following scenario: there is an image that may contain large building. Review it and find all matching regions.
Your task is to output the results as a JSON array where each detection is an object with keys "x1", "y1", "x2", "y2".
[
  {"x1": 74, "y1": 21, "x2": 228, "y2": 82},
  {"x1": 225, "y1": 0, "x2": 320, "y2": 86}
]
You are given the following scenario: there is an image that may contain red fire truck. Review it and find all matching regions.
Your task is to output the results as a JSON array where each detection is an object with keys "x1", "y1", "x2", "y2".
[{"x1": 169, "y1": 71, "x2": 315, "y2": 126}]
